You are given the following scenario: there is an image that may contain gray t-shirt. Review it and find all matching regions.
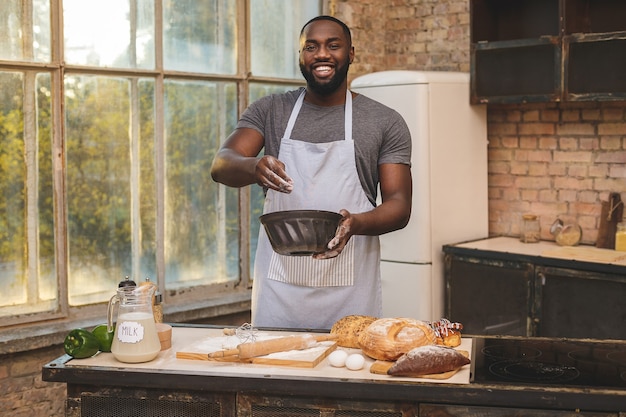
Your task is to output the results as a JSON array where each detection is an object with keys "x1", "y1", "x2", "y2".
[{"x1": 237, "y1": 87, "x2": 412, "y2": 205}]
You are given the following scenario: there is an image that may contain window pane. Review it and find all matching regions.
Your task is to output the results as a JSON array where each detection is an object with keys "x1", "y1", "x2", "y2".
[
  {"x1": 247, "y1": 83, "x2": 303, "y2": 275},
  {"x1": 0, "y1": 71, "x2": 55, "y2": 319},
  {"x1": 64, "y1": 0, "x2": 155, "y2": 69},
  {"x1": 137, "y1": 80, "x2": 157, "y2": 280},
  {"x1": 163, "y1": 0, "x2": 236, "y2": 74},
  {"x1": 0, "y1": 0, "x2": 50, "y2": 62},
  {"x1": 250, "y1": 0, "x2": 321, "y2": 78},
  {"x1": 65, "y1": 75, "x2": 155, "y2": 305},
  {"x1": 0, "y1": 72, "x2": 27, "y2": 312},
  {"x1": 36, "y1": 73, "x2": 56, "y2": 303},
  {"x1": 164, "y1": 80, "x2": 238, "y2": 288}
]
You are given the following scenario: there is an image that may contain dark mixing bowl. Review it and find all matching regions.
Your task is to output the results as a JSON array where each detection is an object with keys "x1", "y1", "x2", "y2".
[{"x1": 259, "y1": 210, "x2": 342, "y2": 256}]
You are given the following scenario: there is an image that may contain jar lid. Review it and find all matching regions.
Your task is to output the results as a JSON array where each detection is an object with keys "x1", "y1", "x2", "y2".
[{"x1": 522, "y1": 214, "x2": 537, "y2": 220}]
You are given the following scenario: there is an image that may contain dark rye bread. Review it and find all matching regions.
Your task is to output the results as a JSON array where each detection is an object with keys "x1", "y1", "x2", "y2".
[{"x1": 388, "y1": 345, "x2": 470, "y2": 376}]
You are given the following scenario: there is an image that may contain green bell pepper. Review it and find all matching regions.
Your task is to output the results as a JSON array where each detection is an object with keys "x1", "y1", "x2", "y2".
[
  {"x1": 63, "y1": 328, "x2": 100, "y2": 358},
  {"x1": 92, "y1": 324, "x2": 114, "y2": 352}
]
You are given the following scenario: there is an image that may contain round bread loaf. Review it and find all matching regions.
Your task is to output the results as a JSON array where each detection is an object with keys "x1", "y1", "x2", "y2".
[
  {"x1": 358, "y1": 317, "x2": 437, "y2": 361},
  {"x1": 330, "y1": 315, "x2": 377, "y2": 348}
]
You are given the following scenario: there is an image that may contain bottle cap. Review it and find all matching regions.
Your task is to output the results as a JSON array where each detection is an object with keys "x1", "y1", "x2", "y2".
[{"x1": 118, "y1": 275, "x2": 137, "y2": 288}]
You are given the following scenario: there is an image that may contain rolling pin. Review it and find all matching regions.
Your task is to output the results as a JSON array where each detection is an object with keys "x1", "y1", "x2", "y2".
[{"x1": 208, "y1": 334, "x2": 337, "y2": 359}]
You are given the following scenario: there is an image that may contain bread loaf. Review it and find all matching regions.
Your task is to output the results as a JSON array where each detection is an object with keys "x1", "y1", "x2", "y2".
[
  {"x1": 357, "y1": 317, "x2": 437, "y2": 361},
  {"x1": 330, "y1": 315, "x2": 377, "y2": 348},
  {"x1": 388, "y1": 345, "x2": 470, "y2": 376},
  {"x1": 429, "y1": 318, "x2": 463, "y2": 348},
  {"x1": 436, "y1": 329, "x2": 462, "y2": 347}
]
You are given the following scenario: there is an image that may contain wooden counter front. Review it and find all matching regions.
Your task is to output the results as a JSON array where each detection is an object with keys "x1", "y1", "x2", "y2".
[{"x1": 42, "y1": 326, "x2": 626, "y2": 416}]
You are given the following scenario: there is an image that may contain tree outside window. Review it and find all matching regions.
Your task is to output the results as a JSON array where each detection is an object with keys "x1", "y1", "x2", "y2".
[{"x1": 0, "y1": 0, "x2": 320, "y2": 327}]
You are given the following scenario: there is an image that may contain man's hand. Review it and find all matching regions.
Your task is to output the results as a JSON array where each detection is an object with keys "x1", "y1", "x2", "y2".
[
  {"x1": 313, "y1": 209, "x2": 352, "y2": 259},
  {"x1": 255, "y1": 155, "x2": 294, "y2": 193}
]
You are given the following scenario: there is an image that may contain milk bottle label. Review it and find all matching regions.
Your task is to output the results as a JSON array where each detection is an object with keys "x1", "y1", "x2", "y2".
[{"x1": 117, "y1": 321, "x2": 145, "y2": 343}]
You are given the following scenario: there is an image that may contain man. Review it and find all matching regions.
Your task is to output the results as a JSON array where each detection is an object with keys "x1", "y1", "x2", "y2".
[{"x1": 211, "y1": 16, "x2": 412, "y2": 329}]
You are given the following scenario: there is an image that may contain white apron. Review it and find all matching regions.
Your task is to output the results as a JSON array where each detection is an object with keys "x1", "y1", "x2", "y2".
[{"x1": 252, "y1": 89, "x2": 382, "y2": 330}]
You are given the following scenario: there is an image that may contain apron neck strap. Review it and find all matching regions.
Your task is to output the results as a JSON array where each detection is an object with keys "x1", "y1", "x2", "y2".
[{"x1": 284, "y1": 89, "x2": 353, "y2": 141}]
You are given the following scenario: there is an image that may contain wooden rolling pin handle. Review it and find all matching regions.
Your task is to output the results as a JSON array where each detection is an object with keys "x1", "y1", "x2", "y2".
[
  {"x1": 207, "y1": 348, "x2": 239, "y2": 358},
  {"x1": 207, "y1": 334, "x2": 338, "y2": 359},
  {"x1": 315, "y1": 334, "x2": 339, "y2": 342}
]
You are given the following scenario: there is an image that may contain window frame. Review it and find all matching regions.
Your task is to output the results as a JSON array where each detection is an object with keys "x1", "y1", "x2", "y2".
[{"x1": 0, "y1": 0, "x2": 318, "y2": 334}]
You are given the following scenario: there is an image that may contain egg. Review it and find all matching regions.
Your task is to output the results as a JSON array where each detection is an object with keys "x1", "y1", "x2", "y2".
[
  {"x1": 345, "y1": 353, "x2": 365, "y2": 371},
  {"x1": 327, "y1": 349, "x2": 348, "y2": 367}
]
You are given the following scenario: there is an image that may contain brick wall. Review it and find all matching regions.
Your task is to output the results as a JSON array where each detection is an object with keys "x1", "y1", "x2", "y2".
[
  {"x1": 487, "y1": 103, "x2": 626, "y2": 243},
  {"x1": 331, "y1": 0, "x2": 470, "y2": 78},
  {"x1": 334, "y1": 0, "x2": 626, "y2": 245},
  {"x1": 1, "y1": 346, "x2": 65, "y2": 416}
]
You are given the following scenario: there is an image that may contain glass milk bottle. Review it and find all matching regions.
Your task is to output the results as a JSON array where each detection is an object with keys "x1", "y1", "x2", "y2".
[{"x1": 108, "y1": 284, "x2": 161, "y2": 363}]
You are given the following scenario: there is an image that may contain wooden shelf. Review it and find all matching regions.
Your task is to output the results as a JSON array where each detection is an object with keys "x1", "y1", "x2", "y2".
[
  {"x1": 565, "y1": 32, "x2": 626, "y2": 100},
  {"x1": 471, "y1": 0, "x2": 559, "y2": 43},
  {"x1": 565, "y1": 0, "x2": 626, "y2": 34},
  {"x1": 472, "y1": 39, "x2": 561, "y2": 103}
]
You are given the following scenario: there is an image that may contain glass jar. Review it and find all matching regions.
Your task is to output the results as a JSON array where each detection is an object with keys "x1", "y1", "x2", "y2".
[
  {"x1": 550, "y1": 219, "x2": 582, "y2": 246},
  {"x1": 520, "y1": 214, "x2": 540, "y2": 243},
  {"x1": 616, "y1": 222, "x2": 626, "y2": 252}
]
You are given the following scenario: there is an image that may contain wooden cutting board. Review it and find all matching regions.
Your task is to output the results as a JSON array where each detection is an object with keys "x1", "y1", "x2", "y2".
[
  {"x1": 542, "y1": 246, "x2": 626, "y2": 263},
  {"x1": 176, "y1": 335, "x2": 337, "y2": 368}
]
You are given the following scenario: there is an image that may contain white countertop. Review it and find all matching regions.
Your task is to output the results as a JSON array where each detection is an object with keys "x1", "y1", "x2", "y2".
[
  {"x1": 453, "y1": 236, "x2": 626, "y2": 266},
  {"x1": 65, "y1": 327, "x2": 472, "y2": 385}
]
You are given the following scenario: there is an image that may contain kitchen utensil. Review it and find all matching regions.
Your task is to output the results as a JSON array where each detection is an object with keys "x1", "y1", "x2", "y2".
[
  {"x1": 207, "y1": 334, "x2": 338, "y2": 359},
  {"x1": 107, "y1": 285, "x2": 161, "y2": 363},
  {"x1": 596, "y1": 192, "x2": 623, "y2": 249},
  {"x1": 259, "y1": 210, "x2": 342, "y2": 256}
]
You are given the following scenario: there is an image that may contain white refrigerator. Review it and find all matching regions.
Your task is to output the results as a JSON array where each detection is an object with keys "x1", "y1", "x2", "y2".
[{"x1": 351, "y1": 71, "x2": 488, "y2": 322}]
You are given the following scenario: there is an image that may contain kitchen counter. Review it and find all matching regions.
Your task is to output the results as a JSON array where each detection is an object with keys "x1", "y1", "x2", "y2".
[
  {"x1": 446, "y1": 236, "x2": 626, "y2": 271},
  {"x1": 53, "y1": 327, "x2": 472, "y2": 385},
  {"x1": 443, "y1": 236, "x2": 626, "y2": 340},
  {"x1": 42, "y1": 325, "x2": 626, "y2": 416}
]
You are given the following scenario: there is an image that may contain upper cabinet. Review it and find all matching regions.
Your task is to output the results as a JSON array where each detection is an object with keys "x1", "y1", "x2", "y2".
[{"x1": 470, "y1": 0, "x2": 626, "y2": 103}]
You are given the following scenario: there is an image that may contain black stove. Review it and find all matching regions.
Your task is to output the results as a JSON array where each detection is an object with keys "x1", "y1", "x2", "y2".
[{"x1": 473, "y1": 337, "x2": 626, "y2": 389}]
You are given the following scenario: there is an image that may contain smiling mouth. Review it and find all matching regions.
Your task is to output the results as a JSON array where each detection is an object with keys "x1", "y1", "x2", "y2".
[{"x1": 313, "y1": 65, "x2": 334, "y2": 77}]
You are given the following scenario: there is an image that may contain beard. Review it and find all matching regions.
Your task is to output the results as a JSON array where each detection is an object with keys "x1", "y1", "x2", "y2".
[{"x1": 300, "y1": 58, "x2": 350, "y2": 95}]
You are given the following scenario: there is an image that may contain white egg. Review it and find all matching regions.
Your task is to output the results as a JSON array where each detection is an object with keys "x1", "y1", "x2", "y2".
[
  {"x1": 345, "y1": 353, "x2": 365, "y2": 371},
  {"x1": 328, "y1": 349, "x2": 348, "y2": 367}
]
